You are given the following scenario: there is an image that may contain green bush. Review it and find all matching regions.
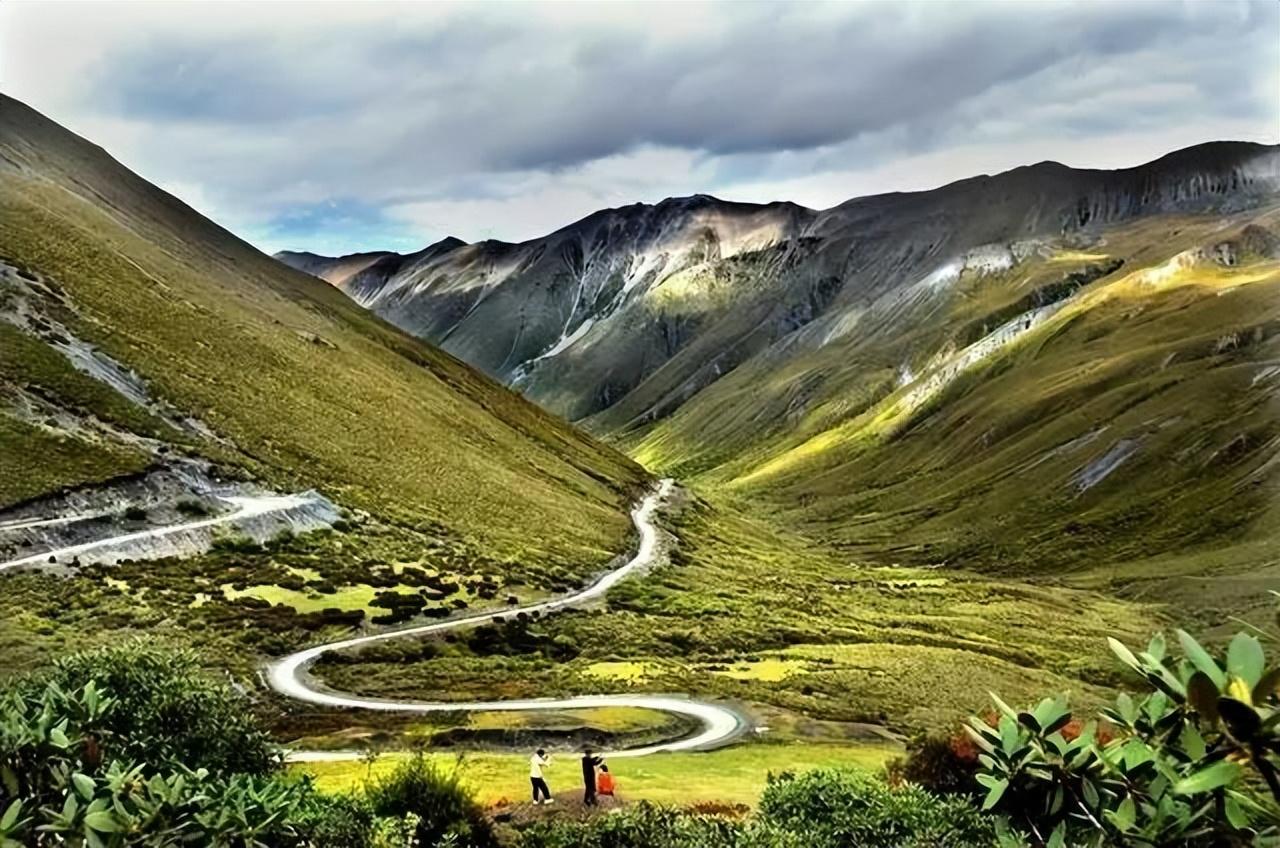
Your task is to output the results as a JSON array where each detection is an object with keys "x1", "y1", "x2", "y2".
[
  {"x1": 0, "y1": 675, "x2": 309, "y2": 846},
  {"x1": 758, "y1": 768, "x2": 996, "y2": 848},
  {"x1": 520, "y1": 803, "x2": 751, "y2": 848},
  {"x1": 366, "y1": 753, "x2": 496, "y2": 847},
  {"x1": 517, "y1": 769, "x2": 994, "y2": 848},
  {"x1": 971, "y1": 627, "x2": 1280, "y2": 846},
  {"x1": 294, "y1": 791, "x2": 379, "y2": 848},
  {"x1": 33, "y1": 639, "x2": 276, "y2": 775},
  {"x1": 887, "y1": 731, "x2": 982, "y2": 797},
  {"x1": 175, "y1": 498, "x2": 211, "y2": 517}
]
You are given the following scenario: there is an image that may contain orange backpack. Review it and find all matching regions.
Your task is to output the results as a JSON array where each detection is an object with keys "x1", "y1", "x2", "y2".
[{"x1": 597, "y1": 772, "x2": 616, "y2": 795}]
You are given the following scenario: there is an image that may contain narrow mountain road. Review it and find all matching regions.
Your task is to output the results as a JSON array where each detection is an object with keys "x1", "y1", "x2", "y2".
[
  {"x1": 267, "y1": 479, "x2": 750, "y2": 758},
  {"x1": 0, "y1": 493, "x2": 325, "y2": 573}
]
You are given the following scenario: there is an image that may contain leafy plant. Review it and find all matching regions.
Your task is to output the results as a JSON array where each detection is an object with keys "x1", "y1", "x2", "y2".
[
  {"x1": 970, "y1": 625, "x2": 1280, "y2": 846},
  {"x1": 366, "y1": 753, "x2": 496, "y2": 848},
  {"x1": 32, "y1": 640, "x2": 277, "y2": 776},
  {"x1": 0, "y1": 677, "x2": 308, "y2": 847}
]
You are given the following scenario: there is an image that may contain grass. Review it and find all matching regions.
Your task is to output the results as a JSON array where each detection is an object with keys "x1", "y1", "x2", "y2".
[
  {"x1": 584, "y1": 661, "x2": 662, "y2": 682},
  {"x1": 0, "y1": 92, "x2": 648, "y2": 569},
  {"x1": 292, "y1": 740, "x2": 899, "y2": 806},
  {"x1": 309, "y1": 499, "x2": 1155, "y2": 734},
  {"x1": 220, "y1": 582, "x2": 385, "y2": 614},
  {"x1": 0, "y1": 413, "x2": 149, "y2": 506},
  {"x1": 619, "y1": 209, "x2": 1280, "y2": 631}
]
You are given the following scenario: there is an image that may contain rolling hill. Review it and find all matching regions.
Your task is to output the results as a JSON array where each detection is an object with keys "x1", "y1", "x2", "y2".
[{"x1": 0, "y1": 92, "x2": 648, "y2": 570}]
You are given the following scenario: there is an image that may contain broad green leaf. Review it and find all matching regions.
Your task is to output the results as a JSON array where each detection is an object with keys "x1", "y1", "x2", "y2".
[
  {"x1": 1173, "y1": 760, "x2": 1242, "y2": 795},
  {"x1": 990, "y1": 692, "x2": 1018, "y2": 719},
  {"x1": 1225, "y1": 794, "x2": 1249, "y2": 829},
  {"x1": 978, "y1": 775, "x2": 1008, "y2": 811},
  {"x1": 1109, "y1": 637, "x2": 1141, "y2": 671},
  {"x1": 71, "y1": 773, "x2": 95, "y2": 801},
  {"x1": 1047, "y1": 823, "x2": 1067, "y2": 848},
  {"x1": 0, "y1": 800, "x2": 21, "y2": 831},
  {"x1": 1178, "y1": 630, "x2": 1226, "y2": 689},
  {"x1": 1110, "y1": 795, "x2": 1136, "y2": 831},
  {"x1": 82, "y1": 811, "x2": 118, "y2": 833},
  {"x1": 1179, "y1": 724, "x2": 1206, "y2": 761},
  {"x1": 1227, "y1": 634, "x2": 1264, "y2": 689}
]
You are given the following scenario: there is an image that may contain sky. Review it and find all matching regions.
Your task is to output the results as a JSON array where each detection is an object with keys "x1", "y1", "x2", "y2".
[{"x1": 2, "y1": 1, "x2": 1277, "y2": 256}]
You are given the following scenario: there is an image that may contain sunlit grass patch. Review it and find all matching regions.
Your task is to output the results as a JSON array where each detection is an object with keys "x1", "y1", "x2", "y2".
[
  {"x1": 291, "y1": 741, "x2": 900, "y2": 806},
  {"x1": 708, "y1": 658, "x2": 810, "y2": 682}
]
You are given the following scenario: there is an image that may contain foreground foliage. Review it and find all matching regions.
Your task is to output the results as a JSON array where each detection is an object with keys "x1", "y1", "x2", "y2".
[
  {"x1": 518, "y1": 768, "x2": 996, "y2": 848},
  {"x1": 0, "y1": 641, "x2": 483, "y2": 847},
  {"x1": 971, "y1": 624, "x2": 1280, "y2": 846}
]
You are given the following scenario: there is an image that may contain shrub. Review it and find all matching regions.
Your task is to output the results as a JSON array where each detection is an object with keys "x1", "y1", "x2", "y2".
[
  {"x1": 33, "y1": 639, "x2": 276, "y2": 775},
  {"x1": 887, "y1": 730, "x2": 981, "y2": 796},
  {"x1": 123, "y1": 505, "x2": 147, "y2": 521},
  {"x1": 0, "y1": 666, "x2": 306, "y2": 845},
  {"x1": 519, "y1": 803, "x2": 748, "y2": 848},
  {"x1": 366, "y1": 753, "x2": 496, "y2": 847},
  {"x1": 758, "y1": 768, "x2": 996, "y2": 848},
  {"x1": 971, "y1": 627, "x2": 1280, "y2": 845},
  {"x1": 294, "y1": 790, "x2": 380, "y2": 848},
  {"x1": 175, "y1": 498, "x2": 211, "y2": 517}
]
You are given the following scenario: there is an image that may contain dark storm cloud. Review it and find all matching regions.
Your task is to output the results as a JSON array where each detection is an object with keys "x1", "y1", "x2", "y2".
[
  {"x1": 90, "y1": 1, "x2": 1250, "y2": 170},
  {"x1": 10, "y1": 0, "x2": 1273, "y2": 250}
]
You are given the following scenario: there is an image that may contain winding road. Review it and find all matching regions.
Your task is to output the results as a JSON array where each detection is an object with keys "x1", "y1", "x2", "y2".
[
  {"x1": 267, "y1": 479, "x2": 749, "y2": 758},
  {"x1": 0, "y1": 480, "x2": 747, "y2": 756},
  {"x1": 0, "y1": 493, "x2": 325, "y2": 573}
]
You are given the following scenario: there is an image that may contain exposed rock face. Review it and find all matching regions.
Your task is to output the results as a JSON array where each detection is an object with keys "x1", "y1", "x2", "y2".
[{"x1": 279, "y1": 142, "x2": 1280, "y2": 425}]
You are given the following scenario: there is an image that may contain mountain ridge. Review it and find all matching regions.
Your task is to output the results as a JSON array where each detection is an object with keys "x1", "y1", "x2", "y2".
[
  {"x1": 0, "y1": 92, "x2": 648, "y2": 569},
  {"x1": 277, "y1": 138, "x2": 1280, "y2": 425}
]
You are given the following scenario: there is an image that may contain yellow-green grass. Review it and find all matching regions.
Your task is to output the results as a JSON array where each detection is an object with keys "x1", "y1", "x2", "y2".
[
  {"x1": 708, "y1": 659, "x2": 809, "y2": 682},
  {"x1": 0, "y1": 96, "x2": 648, "y2": 569},
  {"x1": 292, "y1": 740, "x2": 899, "y2": 806},
  {"x1": 0, "y1": 414, "x2": 148, "y2": 507},
  {"x1": 220, "y1": 582, "x2": 383, "y2": 614},
  {"x1": 584, "y1": 661, "x2": 663, "y2": 682}
]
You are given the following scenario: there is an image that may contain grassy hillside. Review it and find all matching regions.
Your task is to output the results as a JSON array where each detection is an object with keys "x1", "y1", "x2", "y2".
[
  {"x1": 625, "y1": 209, "x2": 1280, "y2": 628},
  {"x1": 307, "y1": 495, "x2": 1156, "y2": 736},
  {"x1": 0, "y1": 94, "x2": 647, "y2": 567}
]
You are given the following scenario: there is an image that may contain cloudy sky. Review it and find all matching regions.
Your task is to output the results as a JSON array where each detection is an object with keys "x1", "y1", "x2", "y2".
[{"x1": 2, "y1": 1, "x2": 1277, "y2": 256}]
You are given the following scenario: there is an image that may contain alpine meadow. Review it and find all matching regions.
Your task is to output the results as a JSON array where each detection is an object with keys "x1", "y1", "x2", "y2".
[{"x1": 2, "y1": 3, "x2": 1279, "y2": 846}]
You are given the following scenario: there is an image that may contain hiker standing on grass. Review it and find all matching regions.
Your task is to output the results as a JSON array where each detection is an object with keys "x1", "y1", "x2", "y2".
[
  {"x1": 581, "y1": 748, "x2": 603, "y2": 806},
  {"x1": 529, "y1": 748, "x2": 553, "y2": 805}
]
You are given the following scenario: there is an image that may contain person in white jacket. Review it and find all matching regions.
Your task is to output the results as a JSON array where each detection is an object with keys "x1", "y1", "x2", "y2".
[{"x1": 529, "y1": 748, "x2": 553, "y2": 804}]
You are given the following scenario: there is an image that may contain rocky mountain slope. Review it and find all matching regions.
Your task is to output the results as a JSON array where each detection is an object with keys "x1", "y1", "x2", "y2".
[
  {"x1": 287, "y1": 142, "x2": 1280, "y2": 627},
  {"x1": 0, "y1": 93, "x2": 648, "y2": 567}
]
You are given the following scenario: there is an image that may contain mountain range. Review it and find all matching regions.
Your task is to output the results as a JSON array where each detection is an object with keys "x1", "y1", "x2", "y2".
[{"x1": 281, "y1": 141, "x2": 1280, "y2": 627}]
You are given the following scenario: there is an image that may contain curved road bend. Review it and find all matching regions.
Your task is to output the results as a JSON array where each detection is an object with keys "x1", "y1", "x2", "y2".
[
  {"x1": 0, "y1": 493, "x2": 322, "y2": 574},
  {"x1": 267, "y1": 479, "x2": 749, "y2": 758}
]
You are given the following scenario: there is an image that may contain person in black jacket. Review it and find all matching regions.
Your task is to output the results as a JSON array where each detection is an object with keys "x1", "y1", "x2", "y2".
[{"x1": 580, "y1": 748, "x2": 603, "y2": 806}]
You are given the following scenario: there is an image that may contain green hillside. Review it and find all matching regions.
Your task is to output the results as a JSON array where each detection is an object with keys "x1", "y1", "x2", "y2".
[
  {"x1": 0, "y1": 93, "x2": 647, "y2": 566},
  {"x1": 626, "y1": 209, "x2": 1280, "y2": 629}
]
